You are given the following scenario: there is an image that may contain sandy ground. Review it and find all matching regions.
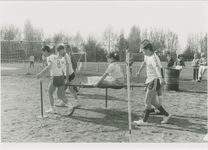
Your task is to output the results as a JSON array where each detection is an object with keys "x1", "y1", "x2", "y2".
[{"x1": 1, "y1": 74, "x2": 207, "y2": 143}]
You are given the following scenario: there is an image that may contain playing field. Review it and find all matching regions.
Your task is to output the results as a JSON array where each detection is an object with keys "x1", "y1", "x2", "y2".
[{"x1": 1, "y1": 62, "x2": 207, "y2": 143}]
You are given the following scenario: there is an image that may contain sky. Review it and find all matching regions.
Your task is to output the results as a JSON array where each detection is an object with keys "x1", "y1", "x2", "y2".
[{"x1": 1, "y1": 1, "x2": 207, "y2": 49}]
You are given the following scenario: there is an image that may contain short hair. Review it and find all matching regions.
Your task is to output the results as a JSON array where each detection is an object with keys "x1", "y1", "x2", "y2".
[
  {"x1": 106, "y1": 51, "x2": 119, "y2": 61},
  {"x1": 140, "y1": 39, "x2": 153, "y2": 51},
  {"x1": 178, "y1": 54, "x2": 182, "y2": 58},
  {"x1": 41, "y1": 45, "x2": 51, "y2": 53},
  {"x1": 57, "y1": 44, "x2": 65, "y2": 51}
]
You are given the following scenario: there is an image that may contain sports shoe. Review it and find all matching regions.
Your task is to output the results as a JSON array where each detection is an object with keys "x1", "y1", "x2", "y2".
[
  {"x1": 45, "y1": 108, "x2": 55, "y2": 114},
  {"x1": 74, "y1": 100, "x2": 81, "y2": 108},
  {"x1": 161, "y1": 114, "x2": 172, "y2": 124},
  {"x1": 134, "y1": 119, "x2": 148, "y2": 125},
  {"x1": 55, "y1": 101, "x2": 66, "y2": 107},
  {"x1": 67, "y1": 103, "x2": 75, "y2": 116}
]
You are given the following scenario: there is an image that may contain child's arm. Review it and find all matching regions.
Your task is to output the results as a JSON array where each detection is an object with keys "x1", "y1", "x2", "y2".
[
  {"x1": 136, "y1": 61, "x2": 146, "y2": 76},
  {"x1": 36, "y1": 61, "x2": 52, "y2": 78},
  {"x1": 64, "y1": 55, "x2": 70, "y2": 83}
]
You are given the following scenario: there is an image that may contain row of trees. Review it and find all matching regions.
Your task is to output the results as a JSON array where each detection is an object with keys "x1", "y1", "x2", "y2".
[{"x1": 1, "y1": 19, "x2": 207, "y2": 62}]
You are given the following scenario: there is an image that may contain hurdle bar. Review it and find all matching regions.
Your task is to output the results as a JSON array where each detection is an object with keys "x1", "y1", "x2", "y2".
[{"x1": 64, "y1": 83, "x2": 146, "y2": 108}]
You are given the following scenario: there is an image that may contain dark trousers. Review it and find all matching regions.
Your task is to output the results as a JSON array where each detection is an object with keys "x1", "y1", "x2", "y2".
[{"x1": 193, "y1": 68, "x2": 199, "y2": 80}]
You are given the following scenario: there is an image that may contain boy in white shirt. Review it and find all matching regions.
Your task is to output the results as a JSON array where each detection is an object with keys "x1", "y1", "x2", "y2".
[
  {"x1": 36, "y1": 45, "x2": 74, "y2": 115},
  {"x1": 134, "y1": 39, "x2": 171, "y2": 125},
  {"x1": 55, "y1": 44, "x2": 80, "y2": 108}
]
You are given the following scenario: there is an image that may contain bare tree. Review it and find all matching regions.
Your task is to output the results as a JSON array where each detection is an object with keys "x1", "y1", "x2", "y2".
[{"x1": 102, "y1": 25, "x2": 118, "y2": 53}]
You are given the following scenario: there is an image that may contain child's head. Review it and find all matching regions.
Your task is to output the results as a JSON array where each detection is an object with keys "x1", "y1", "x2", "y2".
[
  {"x1": 140, "y1": 39, "x2": 153, "y2": 56},
  {"x1": 177, "y1": 54, "x2": 182, "y2": 59},
  {"x1": 41, "y1": 45, "x2": 51, "y2": 57},
  {"x1": 106, "y1": 52, "x2": 119, "y2": 63},
  {"x1": 64, "y1": 44, "x2": 72, "y2": 54},
  {"x1": 194, "y1": 54, "x2": 198, "y2": 58},
  {"x1": 57, "y1": 44, "x2": 65, "y2": 56}
]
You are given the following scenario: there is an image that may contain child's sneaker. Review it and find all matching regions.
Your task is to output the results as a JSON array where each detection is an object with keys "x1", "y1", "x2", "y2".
[
  {"x1": 133, "y1": 119, "x2": 148, "y2": 125},
  {"x1": 67, "y1": 103, "x2": 75, "y2": 116},
  {"x1": 55, "y1": 101, "x2": 66, "y2": 107},
  {"x1": 161, "y1": 114, "x2": 172, "y2": 124},
  {"x1": 45, "y1": 108, "x2": 55, "y2": 114}
]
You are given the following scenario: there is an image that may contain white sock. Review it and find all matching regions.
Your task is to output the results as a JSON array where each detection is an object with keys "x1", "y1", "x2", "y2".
[{"x1": 158, "y1": 95, "x2": 164, "y2": 105}]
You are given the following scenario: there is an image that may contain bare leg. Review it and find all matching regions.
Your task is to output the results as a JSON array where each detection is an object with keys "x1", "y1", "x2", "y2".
[
  {"x1": 57, "y1": 86, "x2": 69, "y2": 103},
  {"x1": 48, "y1": 82, "x2": 56, "y2": 109}
]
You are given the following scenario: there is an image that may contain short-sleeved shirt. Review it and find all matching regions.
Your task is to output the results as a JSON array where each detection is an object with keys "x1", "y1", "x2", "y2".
[
  {"x1": 29, "y1": 56, "x2": 34, "y2": 62},
  {"x1": 105, "y1": 62, "x2": 124, "y2": 80},
  {"x1": 47, "y1": 54, "x2": 63, "y2": 77},
  {"x1": 62, "y1": 53, "x2": 74, "y2": 76},
  {"x1": 154, "y1": 53, "x2": 162, "y2": 69},
  {"x1": 144, "y1": 54, "x2": 161, "y2": 84}
]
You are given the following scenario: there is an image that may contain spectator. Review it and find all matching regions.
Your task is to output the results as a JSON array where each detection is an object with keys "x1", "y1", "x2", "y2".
[
  {"x1": 197, "y1": 53, "x2": 207, "y2": 82},
  {"x1": 192, "y1": 54, "x2": 199, "y2": 81},
  {"x1": 175, "y1": 54, "x2": 186, "y2": 73},
  {"x1": 166, "y1": 54, "x2": 175, "y2": 68},
  {"x1": 29, "y1": 55, "x2": 35, "y2": 68}
]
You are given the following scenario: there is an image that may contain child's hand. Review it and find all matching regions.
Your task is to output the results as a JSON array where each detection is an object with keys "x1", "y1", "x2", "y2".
[{"x1": 159, "y1": 78, "x2": 166, "y2": 87}]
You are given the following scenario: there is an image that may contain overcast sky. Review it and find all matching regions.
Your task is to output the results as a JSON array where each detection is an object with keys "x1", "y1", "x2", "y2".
[{"x1": 1, "y1": 1, "x2": 207, "y2": 49}]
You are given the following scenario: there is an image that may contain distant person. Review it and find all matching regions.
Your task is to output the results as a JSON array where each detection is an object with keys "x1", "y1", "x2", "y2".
[
  {"x1": 197, "y1": 53, "x2": 207, "y2": 82},
  {"x1": 192, "y1": 54, "x2": 199, "y2": 81},
  {"x1": 29, "y1": 55, "x2": 35, "y2": 68},
  {"x1": 175, "y1": 54, "x2": 186, "y2": 73},
  {"x1": 166, "y1": 53, "x2": 175, "y2": 68}
]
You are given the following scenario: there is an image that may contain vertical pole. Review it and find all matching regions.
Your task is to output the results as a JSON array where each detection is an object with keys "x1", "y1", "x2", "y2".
[
  {"x1": 85, "y1": 52, "x2": 87, "y2": 70},
  {"x1": 105, "y1": 88, "x2": 108, "y2": 108},
  {"x1": 126, "y1": 47, "x2": 132, "y2": 140},
  {"x1": 40, "y1": 80, "x2": 43, "y2": 117}
]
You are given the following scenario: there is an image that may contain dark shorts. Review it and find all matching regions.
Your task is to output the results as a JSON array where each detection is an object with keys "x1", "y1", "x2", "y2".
[
  {"x1": 30, "y1": 61, "x2": 34, "y2": 65},
  {"x1": 64, "y1": 72, "x2": 75, "y2": 82},
  {"x1": 147, "y1": 79, "x2": 161, "y2": 91},
  {"x1": 53, "y1": 75, "x2": 65, "y2": 87}
]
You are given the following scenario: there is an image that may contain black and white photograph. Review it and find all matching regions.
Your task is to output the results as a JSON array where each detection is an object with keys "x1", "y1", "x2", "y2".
[{"x1": 1, "y1": 0, "x2": 207, "y2": 149}]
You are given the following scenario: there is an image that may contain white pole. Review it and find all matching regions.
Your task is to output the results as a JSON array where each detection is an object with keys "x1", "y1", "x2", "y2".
[
  {"x1": 85, "y1": 52, "x2": 87, "y2": 70},
  {"x1": 126, "y1": 47, "x2": 132, "y2": 141}
]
